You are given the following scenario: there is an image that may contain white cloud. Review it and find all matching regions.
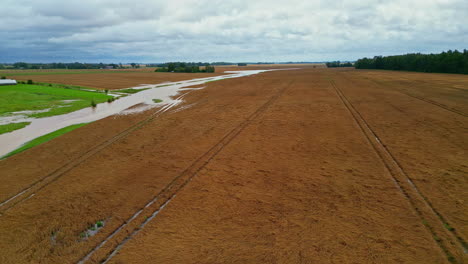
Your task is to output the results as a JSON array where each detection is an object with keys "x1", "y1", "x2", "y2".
[{"x1": 0, "y1": 0, "x2": 467, "y2": 62}]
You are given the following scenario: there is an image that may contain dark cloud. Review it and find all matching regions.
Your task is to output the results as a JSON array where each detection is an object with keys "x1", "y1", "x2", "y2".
[{"x1": 0, "y1": 0, "x2": 467, "y2": 63}]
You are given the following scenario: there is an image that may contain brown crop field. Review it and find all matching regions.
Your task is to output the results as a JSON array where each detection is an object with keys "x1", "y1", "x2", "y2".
[
  {"x1": 1, "y1": 65, "x2": 325, "y2": 90},
  {"x1": 3, "y1": 69, "x2": 222, "y2": 90},
  {"x1": 0, "y1": 66, "x2": 467, "y2": 263}
]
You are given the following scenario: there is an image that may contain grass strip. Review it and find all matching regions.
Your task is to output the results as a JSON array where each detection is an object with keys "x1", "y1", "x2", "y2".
[
  {"x1": 116, "y1": 88, "x2": 150, "y2": 94},
  {"x1": 0, "y1": 84, "x2": 113, "y2": 118},
  {"x1": 33, "y1": 82, "x2": 102, "y2": 92},
  {"x1": 0, "y1": 122, "x2": 31, "y2": 135},
  {"x1": 3, "y1": 123, "x2": 88, "y2": 158}
]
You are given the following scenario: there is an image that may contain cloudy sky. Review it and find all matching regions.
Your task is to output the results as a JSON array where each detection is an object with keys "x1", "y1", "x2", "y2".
[{"x1": 0, "y1": 0, "x2": 467, "y2": 63}]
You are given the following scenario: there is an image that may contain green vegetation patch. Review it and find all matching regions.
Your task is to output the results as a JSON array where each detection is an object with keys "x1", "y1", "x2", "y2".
[
  {"x1": 444, "y1": 223, "x2": 455, "y2": 231},
  {"x1": 152, "y1": 99, "x2": 163, "y2": 103},
  {"x1": 117, "y1": 88, "x2": 150, "y2": 94},
  {"x1": 0, "y1": 122, "x2": 31, "y2": 135},
  {"x1": 79, "y1": 219, "x2": 105, "y2": 240},
  {"x1": 34, "y1": 82, "x2": 102, "y2": 92},
  {"x1": 0, "y1": 84, "x2": 113, "y2": 118},
  {"x1": 3, "y1": 123, "x2": 88, "y2": 158}
]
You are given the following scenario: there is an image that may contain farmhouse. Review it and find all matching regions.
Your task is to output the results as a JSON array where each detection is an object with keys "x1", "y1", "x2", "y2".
[{"x1": 0, "y1": 79, "x2": 17, "y2": 85}]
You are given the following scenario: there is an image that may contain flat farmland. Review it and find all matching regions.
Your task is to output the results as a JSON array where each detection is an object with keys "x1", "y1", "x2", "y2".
[
  {"x1": 2, "y1": 69, "x2": 223, "y2": 90},
  {"x1": 0, "y1": 67, "x2": 466, "y2": 263},
  {"x1": 215, "y1": 63, "x2": 327, "y2": 71},
  {"x1": 2, "y1": 65, "x2": 325, "y2": 90}
]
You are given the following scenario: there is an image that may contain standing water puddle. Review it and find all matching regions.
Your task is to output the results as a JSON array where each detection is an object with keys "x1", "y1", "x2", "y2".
[{"x1": 0, "y1": 69, "x2": 293, "y2": 157}]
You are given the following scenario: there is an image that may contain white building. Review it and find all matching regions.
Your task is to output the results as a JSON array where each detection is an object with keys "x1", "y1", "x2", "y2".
[{"x1": 0, "y1": 79, "x2": 17, "y2": 85}]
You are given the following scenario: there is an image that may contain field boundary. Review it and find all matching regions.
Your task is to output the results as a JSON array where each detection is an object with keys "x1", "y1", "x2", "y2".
[
  {"x1": 77, "y1": 80, "x2": 294, "y2": 264},
  {"x1": 329, "y1": 78, "x2": 466, "y2": 263}
]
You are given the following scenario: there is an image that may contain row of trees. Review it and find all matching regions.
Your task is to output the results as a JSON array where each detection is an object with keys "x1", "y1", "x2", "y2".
[
  {"x1": 355, "y1": 50, "x2": 468, "y2": 74},
  {"x1": 148, "y1": 62, "x2": 232, "y2": 67},
  {"x1": 155, "y1": 62, "x2": 215, "y2": 73},
  {"x1": 326, "y1": 61, "x2": 353, "y2": 67},
  {"x1": 2, "y1": 62, "x2": 129, "y2": 70}
]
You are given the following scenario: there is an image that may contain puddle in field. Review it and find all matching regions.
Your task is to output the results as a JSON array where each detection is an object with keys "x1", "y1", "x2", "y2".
[
  {"x1": 0, "y1": 69, "x2": 297, "y2": 157},
  {"x1": 80, "y1": 220, "x2": 105, "y2": 240},
  {"x1": 0, "y1": 99, "x2": 80, "y2": 125}
]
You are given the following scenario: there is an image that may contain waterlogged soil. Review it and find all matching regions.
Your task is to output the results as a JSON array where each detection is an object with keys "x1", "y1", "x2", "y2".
[
  {"x1": 0, "y1": 67, "x2": 466, "y2": 263},
  {"x1": 0, "y1": 70, "x2": 271, "y2": 157}
]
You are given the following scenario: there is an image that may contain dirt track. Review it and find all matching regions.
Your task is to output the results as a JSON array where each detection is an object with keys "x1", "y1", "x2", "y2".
[{"x1": 0, "y1": 67, "x2": 466, "y2": 263}]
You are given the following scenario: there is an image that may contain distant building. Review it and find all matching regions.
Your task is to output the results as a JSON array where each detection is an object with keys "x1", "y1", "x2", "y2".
[{"x1": 0, "y1": 79, "x2": 17, "y2": 85}]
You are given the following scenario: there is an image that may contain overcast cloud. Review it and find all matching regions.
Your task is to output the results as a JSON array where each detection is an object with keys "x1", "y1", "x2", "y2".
[{"x1": 0, "y1": 0, "x2": 467, "y2": 63}]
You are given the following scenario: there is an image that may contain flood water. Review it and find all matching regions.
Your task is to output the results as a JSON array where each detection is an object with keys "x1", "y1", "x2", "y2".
[{"x1": 0, "y1": 70, "x2": 281, "y2": 157}]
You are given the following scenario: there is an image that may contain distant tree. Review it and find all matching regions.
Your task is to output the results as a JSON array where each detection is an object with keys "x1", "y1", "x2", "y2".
[
  {"x1": 205, "y1": 65, "x2": 215, "y2": 73},
  {"x1": 211, "y1": 62, "x2": 233, "y2": 65},
  {"x1": 154, "y1": 62, "x2": 215, "y2": 73},
  {"x1": 167, "y1": 63, "x2": 176, "y2": 72},
  {"x1": 13, "y1": 62, "x2": 29, "y2": 69},
  {"x1": 155, "y1": 67, "x2": 169, "y2": 72},
  {"x1": 326, "y1": 61, "x2": 353, "y2": 68}
]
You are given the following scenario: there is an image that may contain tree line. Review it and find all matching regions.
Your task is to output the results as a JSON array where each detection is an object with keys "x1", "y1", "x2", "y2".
[
  {"x1": 354, "y1": 50, "x2": 468, "y2": 74},
  {"x1": 155, "y1": 62, "x2": 215, "y2": 73},
  {"x1": 148, "y1": 62, "x2": 232, "y2": 67},
  {"x1": 0, "y1": 62, "x2": 131, "y2": 70},
  {"x1": 326, "y1": 61, "x2": 353, "y2": 67}
]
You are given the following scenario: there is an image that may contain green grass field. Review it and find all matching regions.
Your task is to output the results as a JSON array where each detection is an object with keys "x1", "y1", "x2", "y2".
[
  {"x1": 0, "y1": 84, "x2": 113, "y2": 118},
  {"x1": 0, "y1": 122, "x2": 31, "y2": 135},
  {"x1": 34, "y1": 82, "x2": 102, "y2": 92},
  {"x1": 2, "y1": 123, "x2": 88, "y2": 158}
]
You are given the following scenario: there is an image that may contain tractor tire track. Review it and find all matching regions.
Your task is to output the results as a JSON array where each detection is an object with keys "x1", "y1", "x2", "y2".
[
  {"x1": 77, "y1": 81, "x2": 293, "y2": 264},
  {"x1": 330, "y1": 79, "x2": 467, "y2": 263},
  {"x1": 357, "y1": 74, "x2": 467, "y2": 117},
  {"x1": 392, "y1": 90, "x2": 467, "y2": 117},
  {"x1": 339, "y1": 73, "x2": 468, "y2": 248}
]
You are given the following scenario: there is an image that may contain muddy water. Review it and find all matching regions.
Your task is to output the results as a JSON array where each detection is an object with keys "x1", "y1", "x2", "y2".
[{"x1": 0, "y1": 70, "x2": 283, "y2": 157}]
